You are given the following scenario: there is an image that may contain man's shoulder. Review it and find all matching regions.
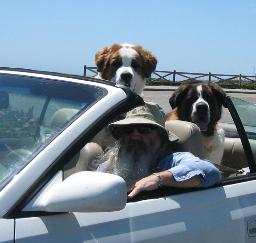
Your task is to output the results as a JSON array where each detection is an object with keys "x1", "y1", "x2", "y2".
[{"x1": 172, "y1": 151, "x2": 198, "y2": 161}]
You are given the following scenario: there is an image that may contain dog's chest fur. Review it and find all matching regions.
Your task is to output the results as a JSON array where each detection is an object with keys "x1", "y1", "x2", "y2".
[{"x1": 201, "y1": 126, "x2": 225, "y2": 164}]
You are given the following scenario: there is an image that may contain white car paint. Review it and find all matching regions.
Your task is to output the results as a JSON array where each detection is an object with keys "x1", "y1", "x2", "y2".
[
  {"x1": 14, "y1": 180, "x2": 256, "y2": 242},
  {"x1": 0, "y1": 218, "x2": 14, "y2": 242}
]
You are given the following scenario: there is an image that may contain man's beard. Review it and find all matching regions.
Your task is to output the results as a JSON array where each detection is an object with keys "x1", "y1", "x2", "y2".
[{"x1": 98, "y1": 137, "x2": 161, "y2": 190}]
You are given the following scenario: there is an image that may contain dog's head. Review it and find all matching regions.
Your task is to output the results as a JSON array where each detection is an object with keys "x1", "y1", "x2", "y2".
[
  {"x1": 95, "y1": 43, "x2": 157, "y2": 96},
  {"x1": 169, "y1": 81, "x2": 226, "y2": 135}
]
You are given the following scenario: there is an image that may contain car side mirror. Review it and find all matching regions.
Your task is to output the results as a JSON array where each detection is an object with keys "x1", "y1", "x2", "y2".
[{"x1": 24, "y1": 171, "x2": 127, "y2": 213}]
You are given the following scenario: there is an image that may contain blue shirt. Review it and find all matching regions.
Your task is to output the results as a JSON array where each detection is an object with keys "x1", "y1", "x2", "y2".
[
  {"x1": 97, "y1": 151, "x2": 221, "y2": 188},
  {"x1": 158, "y1": 152, "x2": 221, "y2": 187}
]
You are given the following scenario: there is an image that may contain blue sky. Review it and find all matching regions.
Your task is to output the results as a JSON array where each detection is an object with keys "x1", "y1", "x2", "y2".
[{"x1": 1, "y1": 0, "x2": 256, "y2": 76}]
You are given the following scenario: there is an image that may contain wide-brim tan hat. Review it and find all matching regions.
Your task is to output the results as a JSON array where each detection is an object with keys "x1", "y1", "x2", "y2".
[{"x1": 109, "y1": 103, "x2": 179, "y2": 142}]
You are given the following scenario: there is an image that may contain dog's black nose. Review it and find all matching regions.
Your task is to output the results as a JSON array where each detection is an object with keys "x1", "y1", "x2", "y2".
[
  {"x1": 121, "y1": 72, "x2": 132, "y2": 86},
  {"x1": 196, "y1": 102, "x2": 208, "y2": 113}
]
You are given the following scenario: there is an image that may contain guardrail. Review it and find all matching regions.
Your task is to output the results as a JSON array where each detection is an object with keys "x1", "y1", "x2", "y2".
[
  {"x1": 84, "y1": 66, "x2": 97, "y2": 77},
  {"x1": 83, "y1": 65, "x2": 256, "y2": 87}
]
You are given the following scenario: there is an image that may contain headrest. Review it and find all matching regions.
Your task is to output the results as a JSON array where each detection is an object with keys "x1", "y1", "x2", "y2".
[
  {"x1": 165, "y1": 120, "x2": 204, "y2": 158},
  {"x1": 50, "y1": 108, "x2": 78, "y2": 129},
  {"x1": 77, "y1": 142, "x2": 103, "y2": 171},
  {"x1": 63, "y1": 142, "x2": 103, "y2": 179}
]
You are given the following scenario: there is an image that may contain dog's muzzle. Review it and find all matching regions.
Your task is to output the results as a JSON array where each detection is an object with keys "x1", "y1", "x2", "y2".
[
  {"x1": 120, "y1": 72, "x2": 133, "y2": 87},
  {"x1": 192, "y1": 102, "x2": 210, "y2": 131},
  {"x1": 196, "y1": 102, "x2": 209, "y2": 116}
]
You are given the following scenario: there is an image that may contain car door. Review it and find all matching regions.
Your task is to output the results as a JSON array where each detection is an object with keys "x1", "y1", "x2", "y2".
[
  {"x1": 0, "y1": 219, "x2": 14, "y2": 242},
  {"x1": 14, "y1": 98, "x2": 256, "y2": 242},
  {"x1": 13, "y1": 174, "x2": 256, "y2": 243}
]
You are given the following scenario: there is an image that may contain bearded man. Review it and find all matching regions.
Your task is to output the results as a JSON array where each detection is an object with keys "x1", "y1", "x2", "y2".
[{"x1": 97, "y1": 104, "x2": 221, "y2": 199}]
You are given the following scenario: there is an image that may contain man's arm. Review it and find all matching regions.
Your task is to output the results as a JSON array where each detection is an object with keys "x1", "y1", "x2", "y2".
[
  {"x1": 128, "y1": 170, "x2": 202, "y2": 198},
  {"x1": 128, "y1": 152, "x2": 221, "y2": 198}
]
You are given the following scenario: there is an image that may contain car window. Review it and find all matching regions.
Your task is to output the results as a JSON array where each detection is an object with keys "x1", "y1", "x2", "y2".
[
  {"x1": 230, "y1": 97, "x2": 256, "y2": 164},
  {"x1": 230, "y1": 97, "x2": 256, "y2": 137},
  {"x1": 0, "y1": 74, "x2": 106, "y2": 189}
]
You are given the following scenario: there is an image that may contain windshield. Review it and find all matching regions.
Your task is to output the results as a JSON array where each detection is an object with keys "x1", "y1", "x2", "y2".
[{"x1": 0, "y1": 73, "x2": 106, "y2": 187}]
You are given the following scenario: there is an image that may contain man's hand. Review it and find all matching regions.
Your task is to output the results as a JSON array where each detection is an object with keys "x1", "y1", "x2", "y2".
[{"x1": 128, "y1": 174, "x2": 160, "y2": 198}]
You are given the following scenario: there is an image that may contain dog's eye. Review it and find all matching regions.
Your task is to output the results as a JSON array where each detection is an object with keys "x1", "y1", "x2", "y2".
[
  {"x1": 112, "y1": 59, "x2": 122, "y2": 68},
  {"x1": 186, "y1": 97, "x2": 196, "y2": 104},
  {"x1": 131, "y1": 60, "x2": 141, "y2": 70},
  {"x1": 202, "y1": 92, "x2": 212, "y2": 101}
]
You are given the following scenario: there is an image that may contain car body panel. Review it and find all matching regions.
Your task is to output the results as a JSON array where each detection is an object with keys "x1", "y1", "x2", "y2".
[
  {"x1": 0, "y1": 218, "x2": 14, "y2": 243},
  {"x1": 15, "y1": 180, "x2": 256, "y2": 242}
]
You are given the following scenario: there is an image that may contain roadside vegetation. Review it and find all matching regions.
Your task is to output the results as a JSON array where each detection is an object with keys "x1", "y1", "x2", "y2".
[{"x1": 146, "y1": 78, "x2": 256, "y2": 90}]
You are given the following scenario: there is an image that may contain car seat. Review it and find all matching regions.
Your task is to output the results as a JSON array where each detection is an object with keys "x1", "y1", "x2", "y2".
[
  {"x1": 64, "y1": 142, "x2": 103, "y2": 178},
  {"x1": 165, "y1": 120, "x2": 204, "y2": 158},
  {"x1": 50, "y1": 108, "x2": 78, "y2": 129}
]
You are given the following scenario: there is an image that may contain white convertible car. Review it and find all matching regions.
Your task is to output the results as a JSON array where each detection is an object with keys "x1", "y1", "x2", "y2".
[{"x1": 0, "y1": 68, "x2": 256, "y2": 243}]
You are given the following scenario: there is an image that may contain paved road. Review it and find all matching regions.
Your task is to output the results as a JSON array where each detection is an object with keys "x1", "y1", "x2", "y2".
[{"x1": 143, "y1": 88, "x2": 256, "y2": 123}]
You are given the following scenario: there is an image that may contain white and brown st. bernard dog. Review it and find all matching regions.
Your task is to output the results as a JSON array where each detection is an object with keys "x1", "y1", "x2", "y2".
[
  {"x1": 166, "y1": 81, "x2": 226, "y2": 165},
  {"x1": 95, "y1": 43, "x2": 157, "y2": 96}
]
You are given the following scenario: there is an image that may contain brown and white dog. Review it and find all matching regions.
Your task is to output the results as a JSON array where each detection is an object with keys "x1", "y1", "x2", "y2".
[
  {"x1": 95, "y1": 43, "x2": 157, "y2": 96},
  {"x1": 166, "y1": 81, "x2": 226, "y2": 164}
]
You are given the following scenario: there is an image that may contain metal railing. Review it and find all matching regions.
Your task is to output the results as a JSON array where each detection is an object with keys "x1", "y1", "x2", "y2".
[
  {"x1": 83, "y1": 65, "x2": 256, "y2": 87},
  {"x1": 150, "y1": 70, "x2": 256, "y2": 83},
  {"x1": 84, "y1": 66, "x2": 97, "y2": 77}
]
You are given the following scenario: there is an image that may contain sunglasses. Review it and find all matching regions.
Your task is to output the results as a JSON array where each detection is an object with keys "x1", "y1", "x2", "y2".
[{"x1": 121, "y1": 126, "x2": 157, "y2": 135}]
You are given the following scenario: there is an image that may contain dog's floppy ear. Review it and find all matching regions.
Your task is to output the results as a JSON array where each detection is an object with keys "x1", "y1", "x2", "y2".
[
  {"x1": 169, "y1": 85, "x2": 188, "y2": 109},
  {"x1": 211, "y1": 84, "x2": 227, "y2": 108},
  {"x1": 169, "y1": 91, "x2": 178, "y2": 109},
  {"x1": 134, "y1": 45, "x2": 157, "y2": 78},
  {"x1": 143, "y1": 53, "x2": 157, "y2": 78},
  {"x1": 95, "y1": 47, "x2": 109, "y2": 73}
]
